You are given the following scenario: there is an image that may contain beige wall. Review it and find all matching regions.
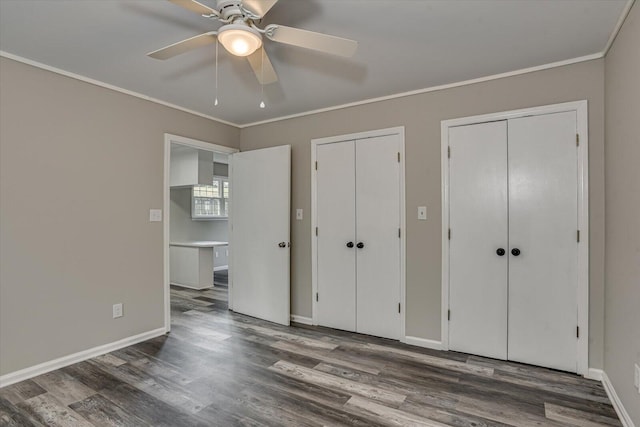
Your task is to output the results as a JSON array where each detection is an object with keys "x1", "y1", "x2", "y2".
[
  {"x1": 240, "y1": 59, "x2": 606, "y2": 369},
  {"x1": 604, "y1": 2, "x2": 640, "y2": 423},
  {"x1": 0, "y1": 57, "x2": 240, "y2": 375}
]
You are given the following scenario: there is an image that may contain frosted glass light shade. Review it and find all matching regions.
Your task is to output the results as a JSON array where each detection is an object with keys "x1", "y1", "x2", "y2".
[{"x1": 218, "y1": 24, "x2": 262, "y2": 57}]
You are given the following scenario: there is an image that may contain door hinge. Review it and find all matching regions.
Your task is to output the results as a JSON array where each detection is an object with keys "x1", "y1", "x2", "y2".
[
  {"x1": 398, "y1": 228, "x2": 401, "y2": 238},
  {"x1": 448, "y1": 310, "x2": 451, "y2": 321},
  {"x1": 576, "y1": 326, "x2": 580, "y2": 338},
  {"x1": 577, "y1": 230, "x2": 580, "y2": 242},
  {"x1": 398, "y1": 303, "x2": 401, "y2": 313},
  {"x1": 315, "y1": 227, "x2": 318, "y2": 236},
  {"x1": 316, "y1": 293, "x2": 319, "y2": 302},
  {"x1": 397, "y1": 152, "x2": 401, "y2": 162},
  {"x1": 576, "y1": 134, "x2": 580, "y2": 146},
  {"x1": 315, "y1": 161, "x2": 318, "y2": 170},
  {"x1": 448, "y1": 228, "x2": 451, "y2": 240},
  {"x1": 448, "y1": 146, "x2": 451, "y2": 158}
]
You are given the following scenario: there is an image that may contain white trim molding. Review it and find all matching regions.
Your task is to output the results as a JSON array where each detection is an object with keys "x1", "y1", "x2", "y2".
[
  {"x1": 0, "y1": 327, "x2": 166, "y2": 388},
  {"x1": 586, "y1": 368, "x2": 604, "y2": 381},
  {"x1": 241, "y1": 54, "x2": 602, "y2": 128},
  {"x1": 290, "y1": 315, "x2": 313, "y2": 325},
  {"x1": 0, "y1": 51, "x2": 239, "y2": 128},
  {"x1": 603, "y1": 0, "x2": 636, "y2": 56},
  {"x1": 0, "y1": 47, "x2": 615, "y2": 131},
  {"x1": 311, "y1": 126, "x2": 406, "y2": 341},
  {"x1": 163, "y1": 134, "x2": 239, "y2": 333},
  {"x1": 602, "y1": 371, "x2": 636, "y2": 427},
  {"x1": 402, "y1": 336, "x2": 443, "y2": 351},
  {"x1": 440, "y1": 101, "x2": 590, "y2": 376}
]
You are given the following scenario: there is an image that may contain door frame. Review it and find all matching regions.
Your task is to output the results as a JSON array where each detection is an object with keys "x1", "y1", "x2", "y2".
[
  {"x1": 311, "y1": 126, "x2": 407, "y2": 340},
  {"x1": 440, "y1": 101, "x2": 589, "y2": 376},
  {"x1": 163, "y1": 133, "x2": 238, "y2": 333}
]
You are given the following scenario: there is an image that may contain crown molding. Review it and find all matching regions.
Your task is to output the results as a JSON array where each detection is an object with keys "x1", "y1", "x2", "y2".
[
  {"x1": 0, "y1": 50, "x2": 241, "y2": 128},
  {"x1": 238, "y1": 53, "x2": 604, "y2": 128}
]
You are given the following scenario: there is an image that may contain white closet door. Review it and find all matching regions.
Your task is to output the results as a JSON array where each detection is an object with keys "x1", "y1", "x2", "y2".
[
  {"x1": 355, "y1": 134, "x2": 401, "y2": 340},
  {"x1": 508, "y1": 112, "x2": 578, "y2": 372},
  {"x1": 230, "y1": 145, "x2": 291, "y2": 326},
  {"x1": 316, "y1": 141, "x2": 357, "y2": 331},
  {"x1": 449, "y1": 121, "x2": 508, "y2": 359}
]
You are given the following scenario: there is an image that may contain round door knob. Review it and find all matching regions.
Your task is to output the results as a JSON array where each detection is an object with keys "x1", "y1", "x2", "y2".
[
  {"x1": 356, "y1": 242, "x2": 364, "y2": 249},
  {"x1": 496, "y1": 248, "x2": 505, "y2": 256},
  {"x1": 278, "y1": 242, "x2": 286, "y2": 248},
  {"x1": 346, "y1": 242, "x2": 354, "y2": 248},
  {"x1": 511, "y1": 248, "x2": 521, "y2": 256}
]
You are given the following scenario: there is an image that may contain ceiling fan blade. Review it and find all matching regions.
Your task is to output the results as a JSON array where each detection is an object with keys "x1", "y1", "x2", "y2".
[
  {"x1": 247, "y1": 47, "x2": 278, "y2": 84},
  {"x1": 168, "y1": 0, "x2": 219, "y2": 16},
  {"x1": 241, "y1": 0, "x2": 278, "y2": 18},
  {"x1": 265, "y1": 25, "x2": 357, "y2": 57},
  {"x1": 148, "y1": 31, "x2": 217, "y2": 60}
]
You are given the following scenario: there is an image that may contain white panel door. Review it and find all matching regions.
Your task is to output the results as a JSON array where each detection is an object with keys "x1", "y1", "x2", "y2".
[
  {"x1": 449, "y1": 121, "x2": 509, "y2": 359},
  {"x1": 230, "y1": 145, "x2": 291, "y2": 326},
  {"x1": 355, "y1": 135, "x2": 401, "y2": 340},
  {"x1": 316, "y1": 141, "x2": 357, "y2": 331},
  {"x1": 508, "y1": 112, "x2": 578, "y2": 372}
]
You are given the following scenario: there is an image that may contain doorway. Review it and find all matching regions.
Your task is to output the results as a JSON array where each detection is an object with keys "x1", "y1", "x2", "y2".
[{"x1": 163, "y1": 134, "x2": 237, "y2": 332}]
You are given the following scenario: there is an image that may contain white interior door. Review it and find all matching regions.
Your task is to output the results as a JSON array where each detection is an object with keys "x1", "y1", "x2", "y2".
[
  {"x1": 355, "y1": 135, "x2": 401, "y2": 340},
  {"x1": 448, "y1": 121, "x2": 509, "y2": 359},
  {"x1": 231, "y1": 145, "x2": 291, "y2": 326},
  {"x1": 316, "y1": 141, "x2": 357, "y2": 331},
  {"x1": 507, "y1": 112, "x2": 578, "y2": 372}
]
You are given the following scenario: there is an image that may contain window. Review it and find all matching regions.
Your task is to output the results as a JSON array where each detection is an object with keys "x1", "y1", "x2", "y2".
[{"x1": 192, "y1": 177, "x2": 229, "y2": 219}]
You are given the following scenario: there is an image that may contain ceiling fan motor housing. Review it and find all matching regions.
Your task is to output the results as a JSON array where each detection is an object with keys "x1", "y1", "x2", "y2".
[{"x1": 217, "y1": 0, "x2": 246, "y2": 20}]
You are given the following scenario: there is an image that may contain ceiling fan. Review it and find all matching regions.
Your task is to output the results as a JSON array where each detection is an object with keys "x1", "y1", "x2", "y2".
[{"x1": 148, "y1": 0, "x2": 359, "y2": 85}]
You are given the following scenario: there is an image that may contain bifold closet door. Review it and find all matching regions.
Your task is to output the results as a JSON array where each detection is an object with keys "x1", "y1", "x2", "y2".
[
  {"x1": 449, "y1": 121, "x2": 508, "y2": 359},
  {"x1": 507, "y1": 112, "x2": 578, "y2": 372},
  {"x1": 316, "y1": 141, "x2": 357, "y2": 331},
  {"x1": 355, "y1": 135, "x2": 401, "y2": 340}
]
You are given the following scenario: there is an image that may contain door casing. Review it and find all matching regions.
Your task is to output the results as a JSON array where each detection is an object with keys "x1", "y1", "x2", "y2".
[
  {"x1": 311, "y1": 126, "x2": 406, "y2": 341},
  {"x1": 440, "y1": 101, "x2": 589, "y2": 376}
]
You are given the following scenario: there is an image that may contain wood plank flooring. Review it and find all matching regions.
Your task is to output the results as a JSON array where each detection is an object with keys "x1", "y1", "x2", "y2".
[{"x1": 1, "y1": 285, "x2": 621, "y2": 426}]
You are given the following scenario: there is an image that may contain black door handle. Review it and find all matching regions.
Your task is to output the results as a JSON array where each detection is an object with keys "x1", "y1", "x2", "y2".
[
  {"x1": 346, "y1": 242, "x2": 354, "y2": 248},
  {"x1": 496, "y1": 248, "x2": 505, "y2": 256},
  {"x1": 356, "y1": 242, "x2": 364, "y2": 249},
  {"x1": 511, "y1": 248, "x2": 521, "y2": 256},
  {"x1": 278, "y1": 242, "x2": 286, "y2": 248}
]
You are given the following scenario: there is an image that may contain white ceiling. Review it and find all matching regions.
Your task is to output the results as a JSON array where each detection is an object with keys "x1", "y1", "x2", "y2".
[{"x1": 0, "y1": 0, "x2": 629, "y2": 126}]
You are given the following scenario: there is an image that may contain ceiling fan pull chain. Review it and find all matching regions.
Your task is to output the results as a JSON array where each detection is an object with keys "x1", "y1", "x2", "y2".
[
  {"x1": 259, "y1": 46, "x2": 266, "y2": 108},
  {"x1": 214, "y1": 39, "x2": 219, "y2": 106}
]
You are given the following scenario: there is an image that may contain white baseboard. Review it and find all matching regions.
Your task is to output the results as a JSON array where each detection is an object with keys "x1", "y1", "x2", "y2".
[
  {"x1": 586, "y1": 368, "x2": 604, "y2": 381},
  {"x1": 0, "y1": 327, "x2": 166, "y2": 388},
  {"x1": 214, "y1": 265, "x2": 228, "y2": 272},
  {"x1": 602, "y1": 371, "x2": 636, "y2": 427},
  {"x1": 290, "y1": 314, "x2": 313, "y2": 325},
  {"x1": 403, "y1": 336, "x2": 443, "y2": 351}
]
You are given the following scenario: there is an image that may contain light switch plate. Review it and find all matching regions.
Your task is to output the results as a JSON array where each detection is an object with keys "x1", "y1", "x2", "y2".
[
  {"x1": 113, "y1": 303, "x2": 123, "y2": 319},
  {"x1": 296, "y1": 209, "x2": 303, "y2": 220},
  {"x1": 149, "y1": 209, "x2": 162, "y2": 222},
  {"x1": 418, "y1": 206, "x2": 427, "y2": 220},
  {"x1": 634, "y1": 363, "x2": 640, "y2": 393}
]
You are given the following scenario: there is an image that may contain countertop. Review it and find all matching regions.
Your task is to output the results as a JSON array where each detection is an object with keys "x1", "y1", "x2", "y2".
[{"x1": 170, "y1": 241, "x2": 228, "y2": 248}]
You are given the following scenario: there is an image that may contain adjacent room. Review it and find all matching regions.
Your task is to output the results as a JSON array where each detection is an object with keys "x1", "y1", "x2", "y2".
[{"x1": 1, "y1": 0, "x2": 638, "y2": 426}]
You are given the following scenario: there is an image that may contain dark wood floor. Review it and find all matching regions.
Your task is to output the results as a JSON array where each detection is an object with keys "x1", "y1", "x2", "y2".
[{"x1": 1, "y1": 285, "x2": 621, "y2": 426}]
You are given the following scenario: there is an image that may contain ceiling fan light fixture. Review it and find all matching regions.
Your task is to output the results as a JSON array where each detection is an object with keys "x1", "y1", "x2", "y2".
[{"x1": 218, "y1": 24, "x2": 262, "y2": 57}]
